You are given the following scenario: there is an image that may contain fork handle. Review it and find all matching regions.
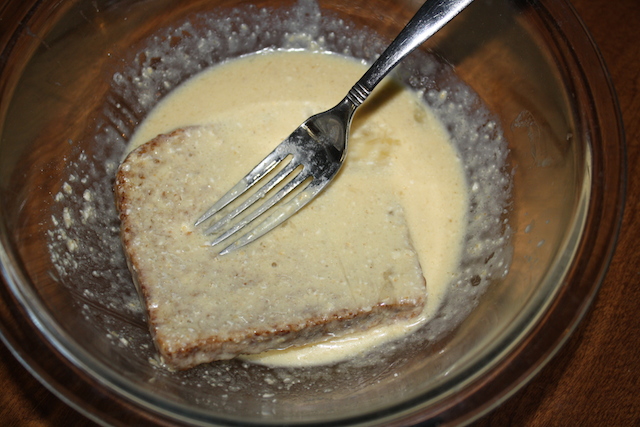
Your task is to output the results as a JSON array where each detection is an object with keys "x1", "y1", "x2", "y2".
[{"x1": 347, "y1": 0, "x2": 473, "y2": 105}]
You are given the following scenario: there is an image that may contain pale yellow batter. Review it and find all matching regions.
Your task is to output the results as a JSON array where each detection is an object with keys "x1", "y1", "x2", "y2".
[{"x1": 127, "y1": 49, "x2": 468, "y2": 367}]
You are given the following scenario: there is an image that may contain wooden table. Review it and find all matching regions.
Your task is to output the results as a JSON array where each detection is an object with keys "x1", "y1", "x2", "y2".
[{"x1": 1, "y1": 0, "x2": 638, "y2": 425}]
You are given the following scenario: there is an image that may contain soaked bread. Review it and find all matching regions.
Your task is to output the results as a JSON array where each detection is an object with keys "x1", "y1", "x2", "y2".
[{"x1": 115, "y1": 126, "x2": 426, "y2": 370}]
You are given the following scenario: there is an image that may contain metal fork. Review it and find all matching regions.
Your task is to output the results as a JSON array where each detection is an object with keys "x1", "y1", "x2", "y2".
[{"x1": 196, "y1": 0, "x2": 473, "y2": 254}]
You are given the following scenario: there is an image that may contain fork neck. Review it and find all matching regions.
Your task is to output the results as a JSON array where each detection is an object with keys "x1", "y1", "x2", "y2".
[
  {"x1": 329, "y1": 95, "x2": 360, "y2": 154},
  {"x1": 346, "y1": 83, "x2": 370, "y2": 107}
]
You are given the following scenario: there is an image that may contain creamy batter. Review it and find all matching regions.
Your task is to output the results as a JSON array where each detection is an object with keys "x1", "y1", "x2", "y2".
[{"x1": 127, "y1": 49, "x2": 468, "y2": 367}]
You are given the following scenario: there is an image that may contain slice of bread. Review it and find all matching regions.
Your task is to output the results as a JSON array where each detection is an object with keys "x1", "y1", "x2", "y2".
[{"x1": 115, "y1": 126, "x2": 426, "y2": 370}]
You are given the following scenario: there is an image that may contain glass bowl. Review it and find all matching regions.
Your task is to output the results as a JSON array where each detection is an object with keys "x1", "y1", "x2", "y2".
[{"x1": 0, "y1": 0, "x2": 625, "y2": 425}]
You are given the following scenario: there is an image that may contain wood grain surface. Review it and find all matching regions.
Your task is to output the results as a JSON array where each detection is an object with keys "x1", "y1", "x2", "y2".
[{"x1": 1, "y1": 0, "x2": 638, "y2": 425}]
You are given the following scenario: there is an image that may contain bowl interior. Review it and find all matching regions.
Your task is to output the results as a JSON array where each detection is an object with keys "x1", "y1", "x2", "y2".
[{"x1": 0, "y1": 0, "x2": 615, "y2": 425}]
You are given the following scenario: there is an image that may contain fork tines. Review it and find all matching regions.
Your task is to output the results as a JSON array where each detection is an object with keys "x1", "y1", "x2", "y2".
[{"x1": 195, "y1": 139, "x2": 320, "y2": 254}]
